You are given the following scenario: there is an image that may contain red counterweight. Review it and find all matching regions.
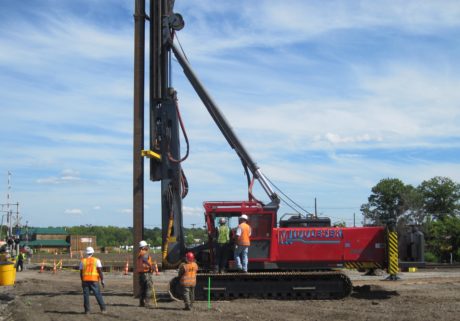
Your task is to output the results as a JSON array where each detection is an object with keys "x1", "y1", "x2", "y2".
[{"x1": 271, "y1": 227, "x2": 386, "y2": 269}]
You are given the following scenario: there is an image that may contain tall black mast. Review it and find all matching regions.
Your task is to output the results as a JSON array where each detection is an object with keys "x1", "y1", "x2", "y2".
[{"x1": 150, "y1": 0, "x2": 185, "y2": 268}]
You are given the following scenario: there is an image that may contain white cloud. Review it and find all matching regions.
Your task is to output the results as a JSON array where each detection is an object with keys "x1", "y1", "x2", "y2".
[
  {"x1": 65, "y1": 209, "x2": 82, "y2": 215},
  {"x1": 120, "y1": 209, "x2": 132, "y2": 215},
  {"x1": 36, "y1": 177, "x2": 60, "y2": 185},
  {"x1": 36, "y1": 169, "x2": 82, "y2": 185},
  {"x1": 183, "y1": 206, "x2": 203, "y2": 217},
  {"x1": 1, "y1": 0, "x2": 459, "y2": 228},
  {"x1": 323, "y1": 133, "x2": 380, "y2": 145},
  {"x1": 176, "y1": 0, "x2": 460, "y2": 57}
]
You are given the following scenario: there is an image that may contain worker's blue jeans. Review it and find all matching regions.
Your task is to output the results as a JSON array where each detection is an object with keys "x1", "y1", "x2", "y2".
[
  {"x1": 82, "y1": 281, "x2": 106, "y2": 312},
  {"x1": 234, "y1": 245, "x2": 249, "y2": 272}
]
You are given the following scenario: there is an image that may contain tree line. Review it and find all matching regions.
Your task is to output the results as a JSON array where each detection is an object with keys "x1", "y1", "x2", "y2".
[
  {"x1": 16, "y1": 175, "x2": 458, "y2": 263},
  {"x1": 360, "y1": 176, "x2": 460, "y2": 262},
  {"x1": 62, "y1": 225, "x2": 207, "y2": 249}
]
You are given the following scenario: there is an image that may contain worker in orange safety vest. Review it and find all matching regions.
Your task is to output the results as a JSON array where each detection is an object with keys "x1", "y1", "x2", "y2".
[
  {"x1": 79, "y1": 247, "x2": 107, "y2": 314},
  {"x1": 137, "y1": 240, "x2": 155, "y2": 308},
  {"x1": 234, "y1": 214, "x2": 251, "y2": 272},
  {"x1": 178, "y1": 252, "x2": 199, "y2": 310}
]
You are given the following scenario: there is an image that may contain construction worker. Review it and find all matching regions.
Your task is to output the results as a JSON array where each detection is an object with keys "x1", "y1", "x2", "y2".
[
  {"x1": 216, "y1": 217, "x2": 230, "y2": 273},
  {"x1": 79, "y1": 247, "x2": 107, "y2": 315},
  {"x1": 137, "y1": 240, "x2": 155, "y2": 308},
  {"x1": 234, "y1": 214, "x2": 251, "y2": 272},
  {"x1": 15, "y1": 251, "x2": 24, "y2": 272},
  {"x1": 178, "y1": 252, "x2": 198, "y2": 310}
]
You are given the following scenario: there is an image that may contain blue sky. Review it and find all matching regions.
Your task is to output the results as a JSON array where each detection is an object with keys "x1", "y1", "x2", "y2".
[{"x1": 1, "y1": 0, "x2": 459, "y2": 228}]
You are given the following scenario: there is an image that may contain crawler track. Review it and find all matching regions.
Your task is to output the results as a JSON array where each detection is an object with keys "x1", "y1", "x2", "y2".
[{"x1": 170, "y1": 271, "x2": 352, "y2": 300}]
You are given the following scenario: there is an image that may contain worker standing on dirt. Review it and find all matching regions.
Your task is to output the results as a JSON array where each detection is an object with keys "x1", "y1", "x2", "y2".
[
  {"x1": 15, "y1": 251, "x2": 24, "y2": 272},
  {"x1": 79, "y1": 246, "x2": 107, "y2": 315},
  {"x1": 137, "y1": 240, "x2": 155, "y2": 308},
  {"x1": 216, "y1": 217, "x2": 230, "y2": 273},
  {"x1": 178, "y1": 252, "x2": 198, "y2": 310},
  {"x1": 234, "y1": 214, "x2": 251, "y2": 272}
]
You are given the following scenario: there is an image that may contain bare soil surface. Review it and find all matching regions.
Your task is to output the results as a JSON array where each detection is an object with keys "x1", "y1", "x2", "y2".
[{"x1": 1, "y1": 267, "x2": 460, "y2": 321}]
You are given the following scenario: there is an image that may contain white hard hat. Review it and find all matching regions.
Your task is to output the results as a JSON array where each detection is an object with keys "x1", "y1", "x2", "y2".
[
  {"x1": 219, "y1": 217, "x2": 226, "y2": 224},
  {"x1": 139, "y1": 240, "x2": 148, "y2": 248},
  {"x1": 240, "y1": 214, "x2": 248, "y2": 221},
  {"x1": 86, "y1": 247, "x2": 95, "y2": 255}
]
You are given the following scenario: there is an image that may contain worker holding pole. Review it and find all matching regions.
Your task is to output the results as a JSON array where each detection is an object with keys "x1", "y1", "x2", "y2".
[{"x1": 137, "y1": 240, "x2": 155, "y2": 308}]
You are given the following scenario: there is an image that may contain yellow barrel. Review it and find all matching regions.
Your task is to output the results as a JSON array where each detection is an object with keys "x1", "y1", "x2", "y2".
[{"x1": 0, "y1": 262, "x2": 16, "y2": 286}]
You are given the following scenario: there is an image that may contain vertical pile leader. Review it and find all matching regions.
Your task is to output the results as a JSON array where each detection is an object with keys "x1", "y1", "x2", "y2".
[{"x1": 133, "y1": 0, "x2": 396, "y2": 300}]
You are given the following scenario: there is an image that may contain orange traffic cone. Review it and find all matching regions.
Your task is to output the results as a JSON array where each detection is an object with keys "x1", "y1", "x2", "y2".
[
  {"x1": 39, "y1": 260, "x2": 45, "y2": 273},
  {"x1": 53, "y1": 259, "x2": 57, "y2": 274},
  {"x1": 124, "y1": 259, "x2": 129, "y2": 275}
]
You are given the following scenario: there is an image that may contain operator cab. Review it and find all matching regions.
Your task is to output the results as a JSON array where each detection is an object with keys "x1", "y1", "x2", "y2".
[{"x1": 203, "y1": 201, "x2": 277, "y2": 271}]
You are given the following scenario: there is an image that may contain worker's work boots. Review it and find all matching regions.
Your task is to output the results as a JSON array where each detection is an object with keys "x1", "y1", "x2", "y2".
[{"x1": 139, "y1": 299, "x2": 150, "y2": 308}]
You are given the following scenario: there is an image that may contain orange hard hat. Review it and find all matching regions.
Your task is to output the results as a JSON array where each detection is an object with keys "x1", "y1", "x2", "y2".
[{"x1": 186, "y1": 252, "x2": 195, "y2": 262}]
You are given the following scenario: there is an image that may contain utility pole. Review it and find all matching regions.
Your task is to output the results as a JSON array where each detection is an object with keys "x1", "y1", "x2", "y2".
[
  {"x1": 1, "y1": 171, "x2": 20, "y2": 253},
  {"x1": 7, "y1": 171, "x2": 11, "y2": 239}
]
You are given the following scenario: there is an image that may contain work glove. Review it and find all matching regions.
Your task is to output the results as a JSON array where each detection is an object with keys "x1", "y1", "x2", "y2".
[{"x1": 101, "y1": 280, "x2": 105, "y2": 288}]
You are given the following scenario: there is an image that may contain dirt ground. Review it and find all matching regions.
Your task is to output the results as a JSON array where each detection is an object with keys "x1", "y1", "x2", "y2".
[{"x1": 1, "y1": 267, "x2": 460, "y2": 321}]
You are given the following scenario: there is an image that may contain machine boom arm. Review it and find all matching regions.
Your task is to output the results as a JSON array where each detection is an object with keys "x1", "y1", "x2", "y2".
[{"x1": 169, "y1": 40, "x2": 279, "y2": 205}]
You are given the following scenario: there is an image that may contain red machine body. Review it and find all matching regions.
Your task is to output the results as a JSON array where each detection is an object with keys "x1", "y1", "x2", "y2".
[
  {"x1": 204, "y1": 201, "x2": 386, "y2": 271},
  {"x1": 271, "y1": 227, "x2": 385, "y2": 266}
]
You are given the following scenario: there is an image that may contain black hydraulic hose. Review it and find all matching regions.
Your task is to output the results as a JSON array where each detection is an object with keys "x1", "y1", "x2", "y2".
[
  {"x1": 180, "y1": 169, "x2": 189, "y2": 199},
  {"x1": 167, "y1": 99, "x2": 190, "y2": 163},
  {"x1": 242, "y1": 161, "x2": 251, "y2": 190}
]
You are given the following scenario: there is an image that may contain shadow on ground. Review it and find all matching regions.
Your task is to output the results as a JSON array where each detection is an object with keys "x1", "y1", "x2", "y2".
[{"x1": 351, "y1": 285, "x2": 399, "y2": 300}]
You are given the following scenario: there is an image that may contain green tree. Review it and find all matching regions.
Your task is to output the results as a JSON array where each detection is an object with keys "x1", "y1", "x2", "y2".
[
  {"x1": 424, "y1": 215, "x2": 460, "y2": 262},
  {"x1": 184, "y1": 228, "x2": 207, "y2": 246},
  {"x1": 66, "y1": 225, "x2": 133, "y2": 247},
  {"x1": 143, "y1": 227, "x2": 162, "y2": 247},
  {"x1": 418, "y1": 176, "x2": 460, "y2": 221},
  {"x1": 361, "y1": 178, "x2": 419, "y2": 226}
]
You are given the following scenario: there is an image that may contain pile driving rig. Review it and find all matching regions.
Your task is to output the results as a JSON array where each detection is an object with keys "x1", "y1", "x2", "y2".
[{"x1": 133, "y1": 0, "x2": 412, "y2": 300}]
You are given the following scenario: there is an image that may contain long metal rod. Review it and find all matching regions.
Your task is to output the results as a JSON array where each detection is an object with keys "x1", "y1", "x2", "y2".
[
  {"x1": 133, "y1": 0, "x2": 146, "y2": 297},
  {"x1": 169, "y1": 40, "x2": 278, "y2": 203}
]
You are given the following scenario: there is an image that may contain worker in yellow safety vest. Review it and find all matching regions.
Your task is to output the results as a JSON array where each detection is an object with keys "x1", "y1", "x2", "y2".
[
  {"x1": 178, "y1": 252, "x2": 199, "y2": 311},
  {"x1": 216, "y1": 217, "x2": 230, "y2": 273},
  {"x1": 79, "y1": 247, "x2": 107, "y2": 315},
  {"x1": 137, "y1": 240, "x2": 155, "y2": 308},
  {"x1": 234, "y1": 214, "x2": 251, "y2": 272}
]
